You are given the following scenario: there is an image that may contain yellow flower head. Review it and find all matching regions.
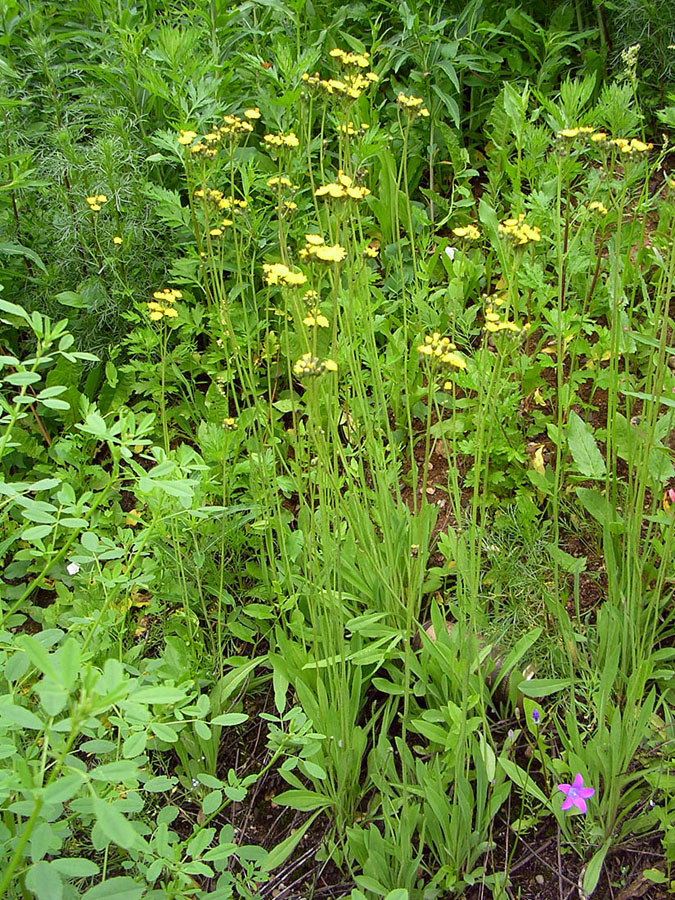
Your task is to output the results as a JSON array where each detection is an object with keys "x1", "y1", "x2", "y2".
[
  {"x1": 452, "y1": 224, "x2": 481, "y2": 241},
  {"x1": 262, "y1": 262, "x2": 307, "y2": 287},
  {"x1": 293, "y1": 353, "x2": 337, "y2": 378},
  {"x1": 113, "y1": 236, "x2": 123, "y2": 245},
  {"x1": 267, "y1": 175, "x2": 294, "y2": 188},
  {"x1": 310, "y1": 243, "x2": 346, "y2": 263},
  {"x1": 396, "y1": 93, "x2": 429, "y2": 118},
  {"x1": 153, "y1": 287, "x2": 182, "y2": 303},
  {"x1": 178, "y1": 129, "x2": 197, "y2": 145},
  {"x1": 588, "y1": 200, "x2": 608, "y2": 215},
  {"x1": 264, "y1": 131, "x2": 300, "y2": 150},
  {"x1": 498, "y1": 215, "x2": 540, "y2": 246},
  {"x1": 147, "y1": 301, "x2": 179, "y2": 321},
  {"x1": 244, "y1": 107, "x2": 261, "y2": 119},
  {"x1": 303, "y1": 307, "x2": 330, "y2": 328}
]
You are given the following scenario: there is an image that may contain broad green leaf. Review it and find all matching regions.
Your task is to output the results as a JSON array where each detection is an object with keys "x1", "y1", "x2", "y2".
[
  {"x1": 273, "y1": 789, "x2": 333, "y2": 811},
  {"x1": 123, "y1": 731, "x2": 147, "y2": 758},
  {"x1": 25, "y1": 861, "x2": 63, "y2": 900},
  {"x1": 133, "y1": 686, "x2": 186, "y2": 704},
  {"x1": 567, "y1": 411, "x2": 606, "y2": 478},
  {"x1": 92, "y1": 798, "x2": 140, "y2": 849},
  {"x1": 0, "y1": 701, "x2": 43, "y2": 729},
  {"x1": 261, "y1": 810, "x2": 322, "y2": 871},
  {"x1": 498, "y1": 757, "x2": 548, "y2": 804},
  {"x1": 81, "y1": 876, "x2": 144, "y2": 900},
  {"x1": 517, "y1": 677, "x2": 571, "y2": 698},
  {"x1": 581, "y1": 839, "x2": 611, "y2": 897},
  {"x1": 52, "y1": 858, "x2": 100, "y2": 878}
]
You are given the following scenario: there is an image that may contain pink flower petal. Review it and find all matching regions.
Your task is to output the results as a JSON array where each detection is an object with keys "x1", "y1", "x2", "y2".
[
  {"x1": 578, "y1": 787, "x2": 595, "y2": 799},
  {"x1": 572, "y1": 773, "x2": 585, "y2": 789},
  {"x1": 561, "y1": 796, "x2": 574, "y2": 811},
  {"x1": 557, "y1": 783, "x2": 571, "y2": 793},
  {"x1": 573, "y1": 797, "x2": 587, "y2": 813}
]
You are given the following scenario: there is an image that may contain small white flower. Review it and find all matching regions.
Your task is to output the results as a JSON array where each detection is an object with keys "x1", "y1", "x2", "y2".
[
  {"x1": 66, "y1": 562, "x2": 80, "y2": 576},
  {"x1": 444, "y1": 246, "x2": 457, "y2": 261}
]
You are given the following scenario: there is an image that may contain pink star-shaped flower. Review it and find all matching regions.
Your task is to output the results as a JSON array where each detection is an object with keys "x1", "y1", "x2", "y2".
[{"x1": 557, "y1": 773, "x2": 595, "y2": 813}]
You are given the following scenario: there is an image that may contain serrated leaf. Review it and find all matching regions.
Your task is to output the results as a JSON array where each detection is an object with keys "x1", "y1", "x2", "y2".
[{"x1": 567, "y1": 411, "x2": 606, "y2": 478}]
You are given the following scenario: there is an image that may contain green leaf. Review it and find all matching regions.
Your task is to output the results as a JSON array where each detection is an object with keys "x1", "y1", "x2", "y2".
[
  {"x1": 499, "y1": 757, "x2": 548, "y2": 804},
  {"x1": 273, "y1": 789, "x2": 333, "y2": 811},
  {"x1": 54, "y1": 291, "x2": 88, "y2": 309},
  {"x1": 122, "y1": 731, "x2": 147, "y2": 759},
  {"x1": 92, "y1": 797, "x2": 140, "y2": 849},
  {"x1": 25, "y1": 861, "x2": 63, "y2": 900},
  {"x1": 90, "y1": 761, "x2": 140, "y2": 783},
  {"x1": 576, "y1": 488, "x2": 622, "y2": 529},
  {"x1": 144, "y1": 775, "x2": 177, "y2": 792},
  {"x1": 0, "y1": 241, "x2": 46, "y2": 272},
  {"x1": 21, "y1": 524, "x2": 53, "y2": 543},
  {"x1": 133, "y1": 686, "x2": 186, "y2": 704},
  {"x1": 52, "y1": 858, "x2": 100, "y2": 878},
  {"x1": 151, "y1": 723, "x2": 178, "y2": 742},
  {"x1": 40, "y1": 398, "x2": 70, "y2": 410},
  {"x1": 81, "y1": 877, "x2": 144, "y2": 900},
  {"x1": 261, "y1": 810, "x2": 322, "y2": 871},
  {"x1": 15, "y1": 635, "x2": 60, "y2": 681},
  {"x1": 0, "y1": 297, "x2": 31, "y2": 322},
  {"x1": 567, "y1": 411, "x2": 606, "y2": 478},
  {"x1": 41, "y1": 775, "x2": 83, "y2": 805},
  {"x1": 0, "y1": 701, "x2": 43, "y2": 729},
  {"x1": 517, "y1": 677, "x2": 571, "y2": 698},
  {"x1": 581, "y1": 839, "x2": 611, "y2": 897},
  {"x1": 202, "y1": 789, "x2": 222, "y2": 815},
  {"x1": 211, "y1": 712, "x2": 248, "y2": 726},
  {"x1": 5, "y1": 370, "x2": 41, "y2": 385}
]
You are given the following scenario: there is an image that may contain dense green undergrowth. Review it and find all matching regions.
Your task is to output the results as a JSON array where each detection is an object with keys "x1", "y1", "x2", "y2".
[{"x1": 1, "y1": 1, "x2": 675, "y2": 898}]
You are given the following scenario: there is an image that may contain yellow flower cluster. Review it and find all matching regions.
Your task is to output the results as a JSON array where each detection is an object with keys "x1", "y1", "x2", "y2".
[
  {"x1": 222, "y1": 417, "x2": 238, "y2": 430},
  {"x1": 262, "y1": 263, "x2": 307, "y2": 287},
  {"x1": 339, "y1": 121, "x2": 369, "y2": 135},
  {"x1": 417, "y1": 333, "x2": 467, "y2": 370},
  {"x1": 147, "y1": 287, "x2": 182, "y2": 321},
  {"x1": 329, "y1": 47, "x2": 371, "y2": 68},
  {"x1": 267, "y1": 176, "x2": 295, "y2": 188},
  {"x1": 178, "y1": 129, "x2": 197, "y2": 145},
  {"x1": 219, "y1": 196, "x2": 248, "y2": 212},
  {"x1": 611, "y1": 137, "x2": 653, "y2": 154},
  {"x1": 588, "y1": 200, "x2": 608, "y2": 216},
  {"x1": 556, "y1": 128, "x2": 653, "y2": 154},
  {"x1": 301, "y1": 70, "x2": 379, "y2": 100},
  {"x1": 264, "y1": 131, "x2": 299, "y2": 150},
  {"x1": 668, "y1": 176, "x2": 675, "y2": 190},
  {"x1": 315, "y1": 170, "x2": 370, "y2": 200},
  {"x1": 221, "y1": 113, "x2": 255, "y2": 136},
  {"x1": 86, "y1": 194, "x2": 107, "y2": 212},
  {"x1": 303, "y1": 307, "x2": 329, "y2": 328},
  {"x1": 364, "y1": 241, "x2": 380, "y2": 258},
  {"x1": 243, "y1": 108, "x2": 261, "y2": 119},
  {"x1": 498, "y1": 214, "x2": 541, "y2": 246},
  {"x1": 557, "y1": 126, "x2": 595, "y2": 139},
  {"x1": 452, "y1": 224, "x2": 481, "y2": 240},
  {"x1": 484, "y1": 306, "x2": 530, "y2": 335},
  {"x1": 299, "y1": 234, "x2": 347, "y2": 264},
  {"x1": 293, "y1": 353, "x2": 338, "y2": 378},
  {"x1": 396, "y1": 93, "x2": 430, "y2": 117}
]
